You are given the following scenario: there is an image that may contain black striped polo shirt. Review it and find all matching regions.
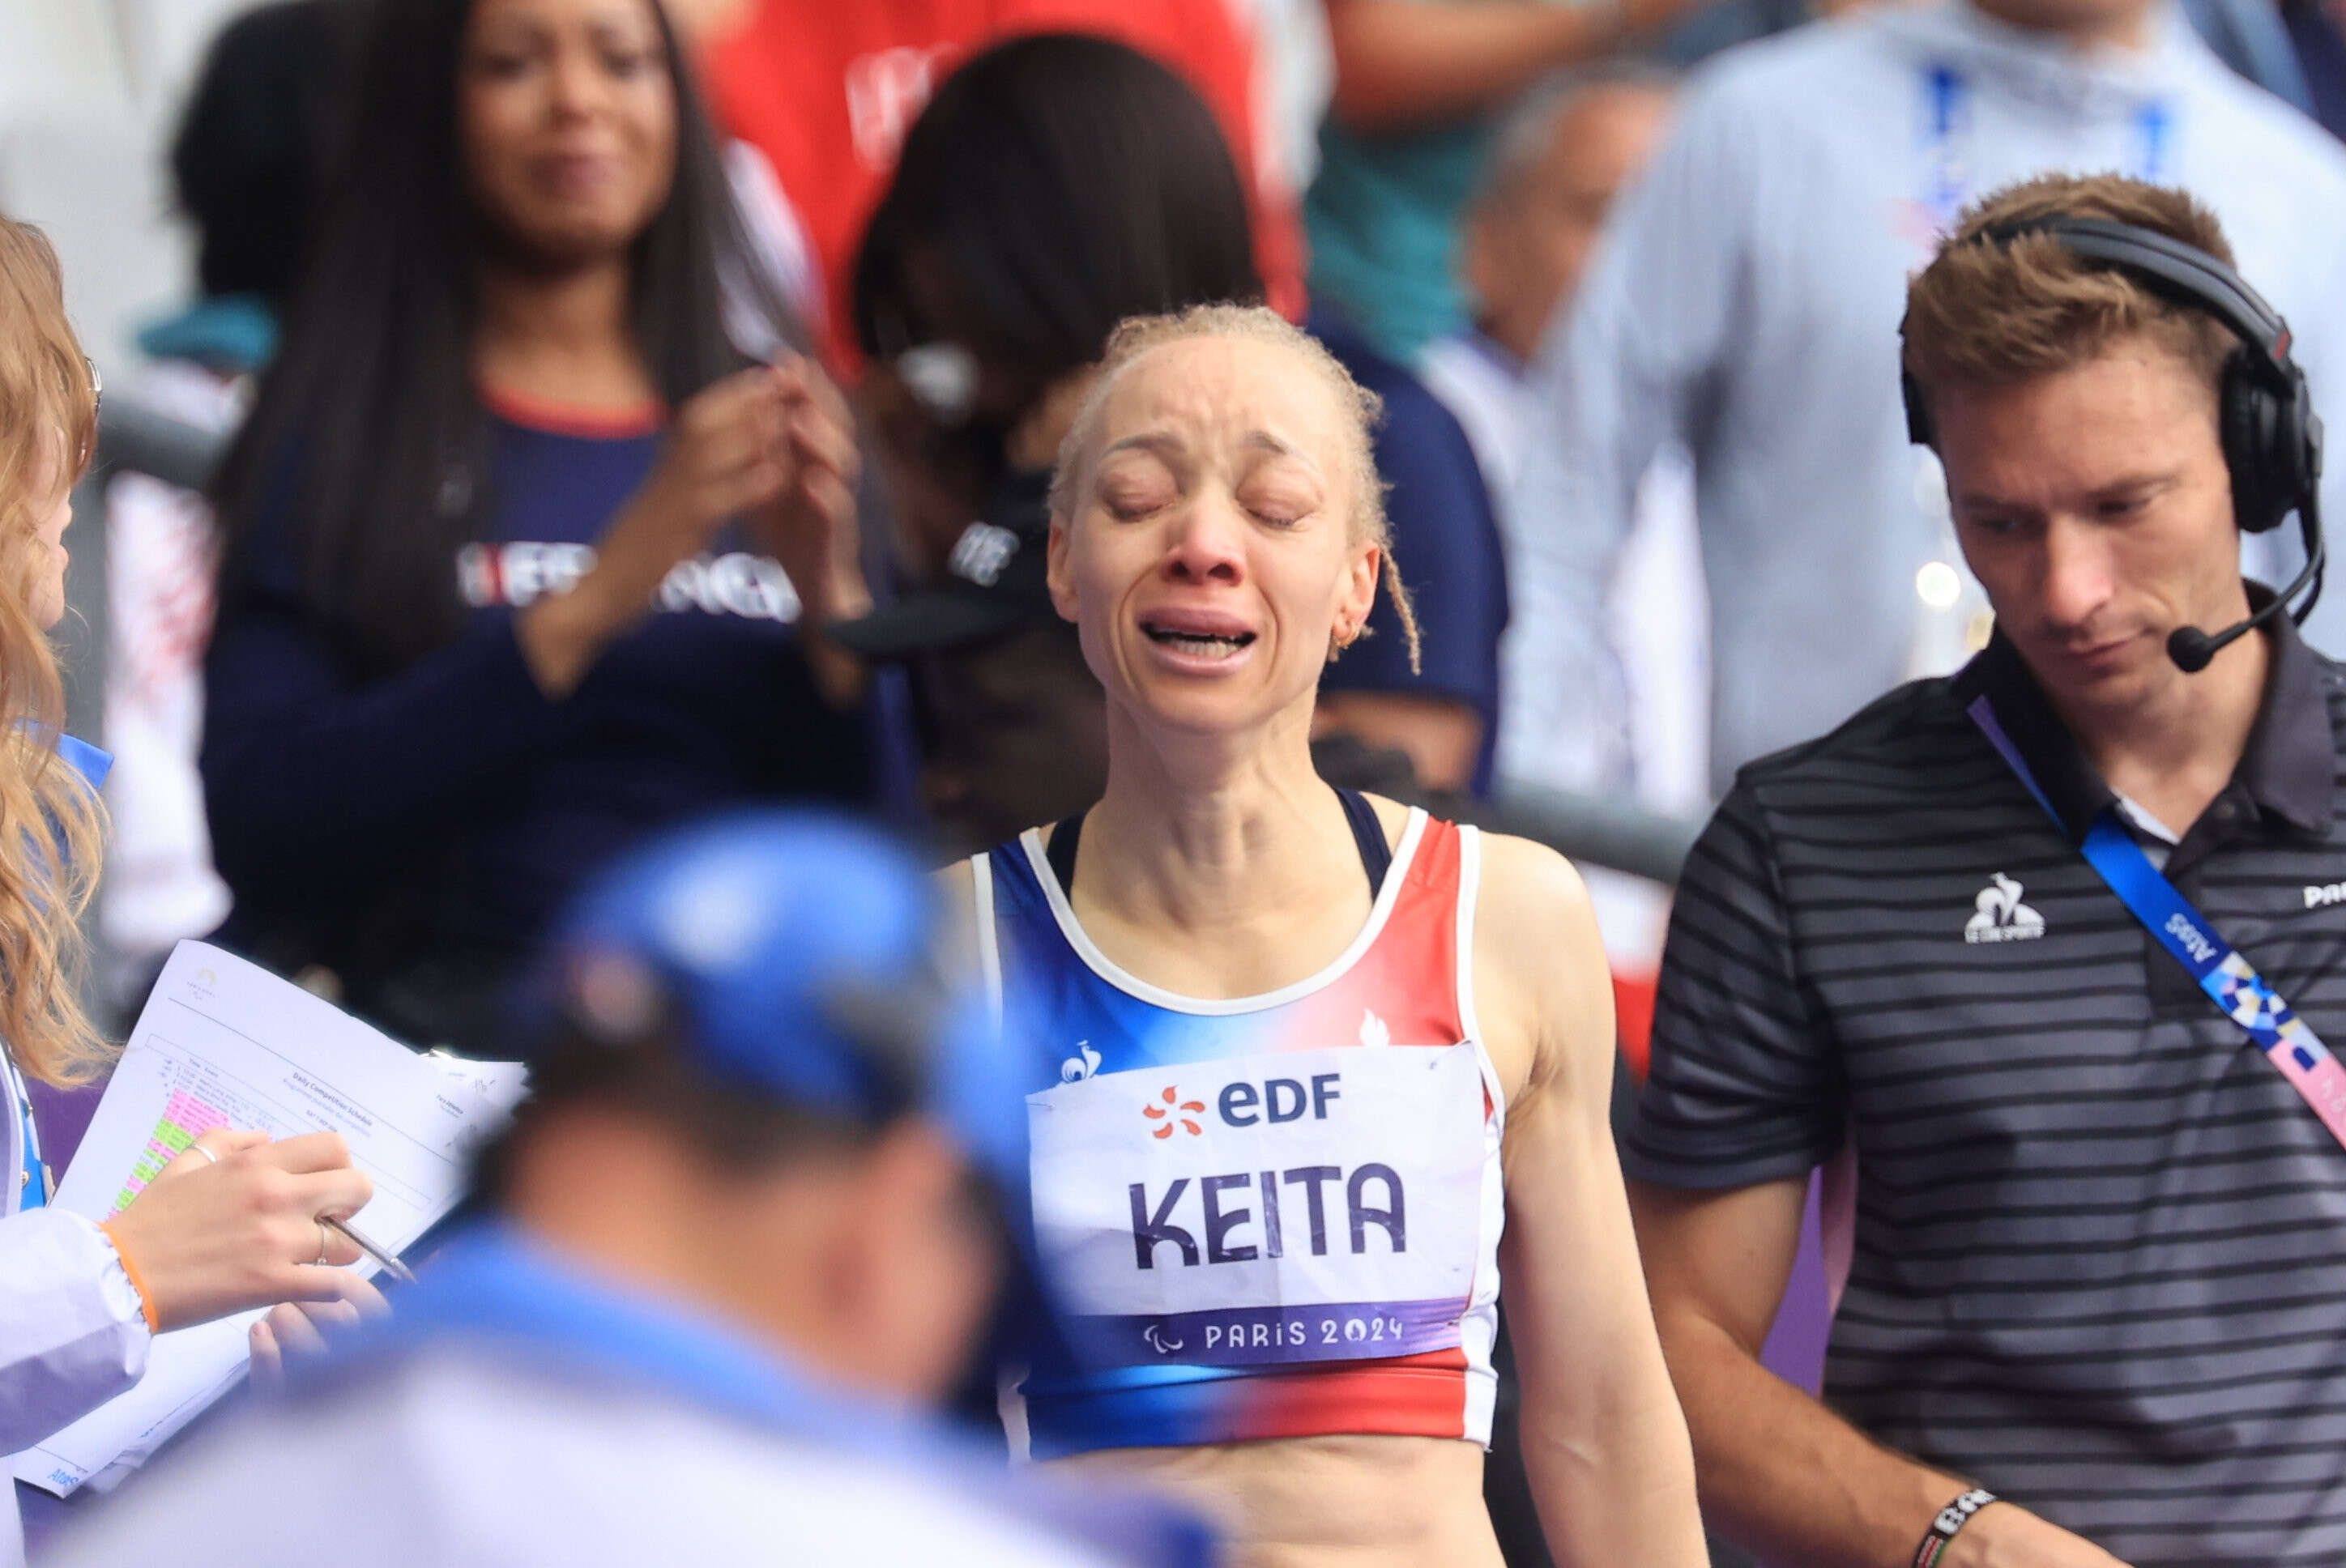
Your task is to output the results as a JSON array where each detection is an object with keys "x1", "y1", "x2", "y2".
[{"x1": 1626, "y1": 613, "x2": 2346, "y2": 1566}]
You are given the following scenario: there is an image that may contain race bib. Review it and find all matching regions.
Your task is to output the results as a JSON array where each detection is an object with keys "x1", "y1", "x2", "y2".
[{"x1": 1028, "y1": 1043, "x2": 1490, "y2": 1370}]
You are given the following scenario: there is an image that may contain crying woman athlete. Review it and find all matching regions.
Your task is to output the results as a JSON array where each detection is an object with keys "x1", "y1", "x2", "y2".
[{"x1": 940, "y1": 305, "x2": 1706, "y2": 1568}]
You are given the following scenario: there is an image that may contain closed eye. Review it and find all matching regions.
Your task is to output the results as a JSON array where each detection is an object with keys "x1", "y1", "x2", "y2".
[
  {"x1": 1964, "y1": 513, "x2": 2030, "y2": 539},
  {"x1": 1105, "y1": 495, "x2": 1171, "y2": 522},
  {"x1": 1239, "y1": 486, "x2": 1318, "y2": 529}
]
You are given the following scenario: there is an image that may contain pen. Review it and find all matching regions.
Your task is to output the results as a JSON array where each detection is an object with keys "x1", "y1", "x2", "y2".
[{"x1": 319, "y1": 1216, "x2": 417, "y2": 1285}]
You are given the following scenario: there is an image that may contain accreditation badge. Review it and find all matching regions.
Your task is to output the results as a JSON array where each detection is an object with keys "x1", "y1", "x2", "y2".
[{"x1": 1027, "y1": 1042, "x2": 1490, "y2": 1370}]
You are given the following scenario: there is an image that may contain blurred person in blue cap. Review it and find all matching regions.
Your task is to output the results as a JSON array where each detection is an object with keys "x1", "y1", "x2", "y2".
[{"x1": 46, "y1": 810, "x2": 1214, "y2": 1568}]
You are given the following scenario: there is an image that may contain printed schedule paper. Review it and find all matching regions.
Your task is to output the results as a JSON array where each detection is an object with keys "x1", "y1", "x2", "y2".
[{"x1": 10, "y1": 941, "x2": 526, "y2": 1496}]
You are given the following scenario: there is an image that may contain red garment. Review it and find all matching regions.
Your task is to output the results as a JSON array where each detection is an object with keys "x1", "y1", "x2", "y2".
[
  {"x1": 1612, "y1": 971, "x2": 1657, "y2": 1082},
  {"x1": 702, "y1": 0, "x2": 1307, "y2": 365}
]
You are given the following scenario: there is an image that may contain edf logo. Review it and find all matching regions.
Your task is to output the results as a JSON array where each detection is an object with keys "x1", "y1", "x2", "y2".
[
  {"x1": 1143, "y1": 1075, "x2": 1343, "y2": 1144},
  {"x1": 1217, "y1": 1073, "x2": 1342, "y2": 1127}
]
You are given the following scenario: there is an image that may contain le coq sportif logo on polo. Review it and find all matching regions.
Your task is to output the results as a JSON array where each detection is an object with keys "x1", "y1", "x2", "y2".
[{"x1": 1965, "y1": 872, "x2": 2045, "y2": 944}]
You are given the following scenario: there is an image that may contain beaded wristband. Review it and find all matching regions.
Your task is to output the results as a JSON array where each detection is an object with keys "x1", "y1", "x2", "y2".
[{"x1": 1913, "y1": 1489, "x2": 1998, "y2": 1568}]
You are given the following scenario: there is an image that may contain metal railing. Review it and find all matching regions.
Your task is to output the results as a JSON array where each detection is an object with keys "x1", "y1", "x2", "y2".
[
  {"x1": 98, "y1": 398, "x2": 225, "y2": 492},
  {"x1": 1471, "y1": 780, "x2": 1702, "y2": 886}
]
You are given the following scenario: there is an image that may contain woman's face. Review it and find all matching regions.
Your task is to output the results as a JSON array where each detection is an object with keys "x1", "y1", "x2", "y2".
[
  {"x1": 1046, "y1": 336, "x2": 1379, "y2": 740},
  {"x1": 459, "y1": 0, "x2": 678, "y2": 268}
]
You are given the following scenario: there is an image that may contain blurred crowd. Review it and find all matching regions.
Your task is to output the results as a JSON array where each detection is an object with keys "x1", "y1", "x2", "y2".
[
  {"x1": 11, "y1": 0, "x2": 2346, "y2": 1050},
  {"x1": 6, "y1": 0, "x2": 2346, "y2": 1562}
]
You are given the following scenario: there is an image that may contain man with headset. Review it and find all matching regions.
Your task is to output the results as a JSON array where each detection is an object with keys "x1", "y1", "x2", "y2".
[{"x1": 1624, "y1": 173, "x2": 2346, "y2": 1567}]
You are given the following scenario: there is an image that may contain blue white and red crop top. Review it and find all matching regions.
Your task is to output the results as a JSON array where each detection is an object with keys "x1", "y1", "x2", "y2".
[{"x1": 973, "y1": 802, "x2": 1505, "y2": 1459}]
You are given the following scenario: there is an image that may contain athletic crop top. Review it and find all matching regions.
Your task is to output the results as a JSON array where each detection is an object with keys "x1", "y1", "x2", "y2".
[{"x1": 973, "y1": 796, "x2": 1505, "y2": 1459}]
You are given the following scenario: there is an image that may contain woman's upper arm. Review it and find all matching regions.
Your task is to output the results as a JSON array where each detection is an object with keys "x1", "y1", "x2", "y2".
[
  {"x1": 202, "y1": 599, "x2": 563, "y2": 877},
  {"x1": 1475, "y1": 833, "x2": 1657, "y2": 1386},
  {"x1": 1475, "y1": 831, "x2": 1615, "y2": 1128}
]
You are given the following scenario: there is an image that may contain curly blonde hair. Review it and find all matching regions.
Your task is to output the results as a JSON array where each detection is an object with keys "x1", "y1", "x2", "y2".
[
  {"x1": 1049, "y1": 303, "x2": 1421, "y2": 672},
  {"x1": 0, "y1": 215, "x2": 109, "y2": 1085}
]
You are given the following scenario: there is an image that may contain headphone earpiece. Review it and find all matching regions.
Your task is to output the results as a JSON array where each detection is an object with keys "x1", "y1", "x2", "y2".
[
  {"x1": 1902, "y1": 369, "x2": 1934, "y2": 449},
  {"x1": 2220, "y1": 348, "x2": 2320, "y2": 535}
]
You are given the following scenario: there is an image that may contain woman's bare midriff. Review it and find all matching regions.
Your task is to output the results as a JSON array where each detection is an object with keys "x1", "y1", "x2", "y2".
[{"x1": 1043, "y1": 1433, "x2": 1504, "y2": 1568}]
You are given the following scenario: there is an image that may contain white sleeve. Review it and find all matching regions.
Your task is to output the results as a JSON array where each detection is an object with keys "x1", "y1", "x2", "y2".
[
  {"x1": 720, "y1": 138, "x2": 821, "y2": 361},
  {"x1": 2265, "y1": 232, "x2": 2346, "y2": 659},
  {"x1": 0, "y1": 1208, "x2": 151, "y2": 1454},
  {"x1": 1499, "y1": 79, "x2": 1751, "y2": 795}
]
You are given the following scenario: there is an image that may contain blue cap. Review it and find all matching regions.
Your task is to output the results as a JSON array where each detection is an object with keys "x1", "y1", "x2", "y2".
[{"x1": 535, "y1": 810, "x2": 1022, "y2": 1187}]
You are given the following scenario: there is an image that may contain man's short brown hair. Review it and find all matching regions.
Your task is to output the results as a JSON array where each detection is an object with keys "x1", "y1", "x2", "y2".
[{"x1": 1901, "y1": 173, "x2": 2241, "y2": 436}]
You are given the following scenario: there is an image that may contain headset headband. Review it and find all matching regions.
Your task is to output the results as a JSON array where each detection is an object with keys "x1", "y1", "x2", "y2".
[
  {"x1": 1927, "y1": 211, "x2": 2328, "y2": 664},
  {"x1": 1980, "y1": 215, "x2": 2297, "y2": 387}
]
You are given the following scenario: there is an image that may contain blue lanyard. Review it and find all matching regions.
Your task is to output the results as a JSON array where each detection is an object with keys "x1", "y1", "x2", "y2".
[
  {"x1": 1922, "y1": 66, "x2": 2173, "y2": 232},
  {"x1": 1967, "y1": 694, "x2": 2346, "y2": 1150},
  {"x1": 8, "y1": 1056, "x2": 41, "y2": 1212}
]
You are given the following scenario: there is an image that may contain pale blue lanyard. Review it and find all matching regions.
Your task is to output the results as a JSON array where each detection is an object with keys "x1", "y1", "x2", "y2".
[{"x1": 1922, "y1": 66, "x2": 2174, "y2": 232}]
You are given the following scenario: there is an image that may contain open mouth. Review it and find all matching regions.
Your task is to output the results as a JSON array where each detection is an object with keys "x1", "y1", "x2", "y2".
[{"x1": 1142, "y1": 621, "x2": 1257, "y2": 659}]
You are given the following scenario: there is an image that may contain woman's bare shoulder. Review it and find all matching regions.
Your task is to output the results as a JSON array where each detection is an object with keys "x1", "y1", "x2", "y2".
[{"x1": 1474, "y1": 830, "x2": 1596, "y2": 928}]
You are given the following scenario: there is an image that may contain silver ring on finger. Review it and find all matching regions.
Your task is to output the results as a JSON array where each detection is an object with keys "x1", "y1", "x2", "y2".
[
  {"x1": 316, "y1": 1220, "x2": 331, "y2": 1267},
  {"x1": 187, "y1": 1143, "x2": 219, "y2": 1165}
]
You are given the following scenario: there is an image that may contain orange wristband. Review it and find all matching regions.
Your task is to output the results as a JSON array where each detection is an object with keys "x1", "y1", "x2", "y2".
[{"x1": 97, "y1": 1219, "x2": 162, "y2": 1335}]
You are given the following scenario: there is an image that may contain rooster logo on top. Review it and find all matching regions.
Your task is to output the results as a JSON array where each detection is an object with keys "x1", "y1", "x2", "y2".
[{"x1": 1964, "y1": 872, "x2": 2045, "y2": 944}]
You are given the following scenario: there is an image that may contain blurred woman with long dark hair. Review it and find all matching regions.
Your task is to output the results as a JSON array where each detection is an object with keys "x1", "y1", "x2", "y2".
[
  {"x1": 832, "y1": 34, "x2": 1269, "y2": 853},
  {"x1": 204, "y1": 0, "x2": 870, "y2": 1051}
]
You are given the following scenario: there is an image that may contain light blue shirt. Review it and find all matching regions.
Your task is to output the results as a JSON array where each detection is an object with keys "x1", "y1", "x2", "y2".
[{"x1": 1504, "y1": 0, "x2": 2346, "y2": 797}]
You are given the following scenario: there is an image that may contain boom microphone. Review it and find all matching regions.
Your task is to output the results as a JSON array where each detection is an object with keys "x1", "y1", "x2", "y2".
[{"x1": 2167, "y1": 492, "x2": 2327, "y2": 674}]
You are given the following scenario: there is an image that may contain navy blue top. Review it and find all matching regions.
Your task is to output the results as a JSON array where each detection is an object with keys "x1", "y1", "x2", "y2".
[
  {"x1": 201, "y1": 398, "x2": 871, "y2": 1049},
  {"x1": 2285, "y1": 0, "x2": 2346, "y2": 141},
  {"x1": 1310, "y1": 310, "x2": 1509, "y2": 796}
]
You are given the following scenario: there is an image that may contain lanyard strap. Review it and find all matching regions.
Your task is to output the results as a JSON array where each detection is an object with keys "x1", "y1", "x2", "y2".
[
  {"x1": 1967, "y1": 694, "x2": 2346, "y2": 1150},
  {"x1": 4, "y1": 1051, "x2": 43, "y2": 1212},
  {"x1": 1921, "y1": 67, "x2": 2173, "y2": 232}
]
